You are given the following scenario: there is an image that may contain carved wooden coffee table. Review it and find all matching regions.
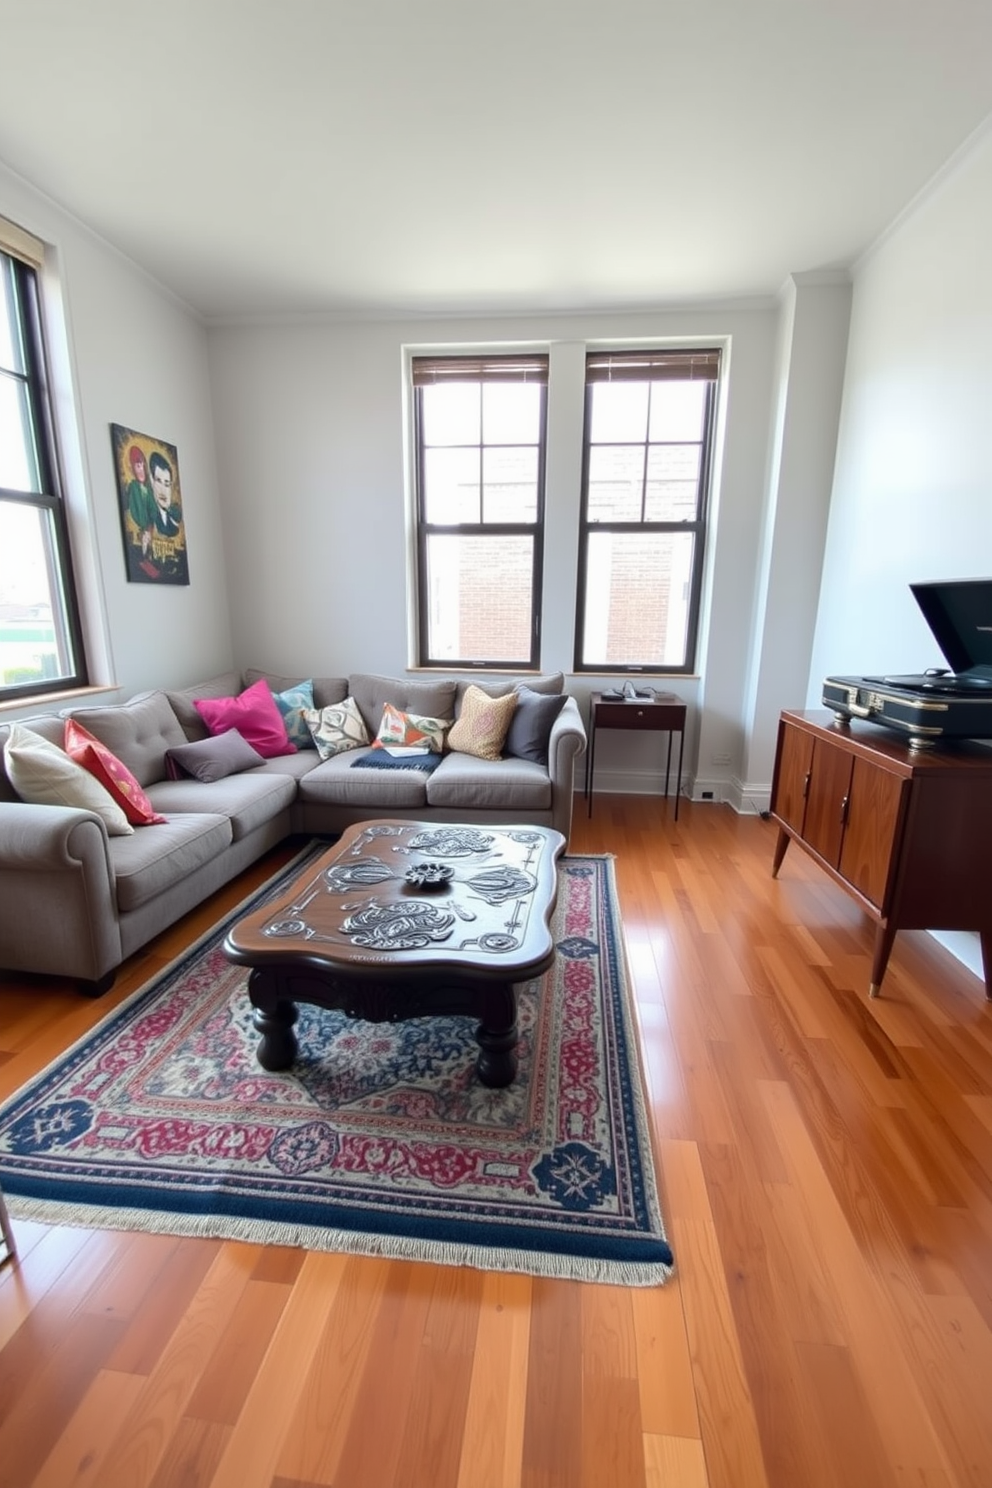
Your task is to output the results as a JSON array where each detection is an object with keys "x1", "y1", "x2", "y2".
[{"x1": 223, "y1": 820, "x2": 566, "y2": 1087}]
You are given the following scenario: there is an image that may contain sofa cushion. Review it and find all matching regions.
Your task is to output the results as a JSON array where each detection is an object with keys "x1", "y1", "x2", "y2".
[
  {"x1": 145, "y1": 769, "x2": 296, "y2": 841},
  {"x1": 165, "y1": 672, "x2": 243, "y2": 741},
  {"x1": 243, "y1": 669, "x2": 349, "y2": 711},
  {"x1": 454, "y1": 672, "x2": 564, "y2": 709},
  {"x1": 297, "y1": 751, "x2": 429, "y2": 809},
  {"x1": 66, "y1": 691, "x2": 189, "y2": 787},
  {"x1": 194, "y1": 679, "x2": 296, "y2": 758},
  {"x1": 350, "y1": 674, "x2": 458, "y2": 739},
  {"x1": 110, "y1": 813, "x2": 234, "y2": 912},
  {"x1": 426, "y1": 752, "x2": 552, "y2": 811},
  {"x1": 164, "y1": 729, "x2": 266, "y2": 782},
  {"x1": 447, "y1": 685, "x2": 517, "y2": 761},
  {"x1": 504, "y1": 687, "x2": 568, "y2": 765},
  {"x1": 304, "y1": 697, "x2": 370, "y2": 759},
  {"x1": 3, "y1": 722, "x2": 134, "y2": 835},
  {"x1": 63, "y1": 718, "x2": 166, "y2": 825}
]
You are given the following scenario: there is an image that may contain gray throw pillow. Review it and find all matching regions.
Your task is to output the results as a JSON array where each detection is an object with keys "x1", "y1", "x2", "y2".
[
  {"x1": 164, "y1": 728, "x2": 265, "y2": 782},
  {"x1": 504, "y1": 687, "x2": 567, "y2": 764}
]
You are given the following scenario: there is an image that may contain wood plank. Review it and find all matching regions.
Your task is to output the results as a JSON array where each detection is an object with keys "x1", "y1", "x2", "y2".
[
  {"x1": 324, "y1": 1260, "x2": 435, "y2": 1488},
  {"x1": 274, "y1": 1254, "x2": 393, "y2": 1485},
  {"x1": 643, "y1": 1431, "x2": 710, "y2": 1488},
  {"x1": 455, "y1": 1270, "x2": 531, "y2": 1488},
  {"x1": 630, "y1": 1278, "x2": 700, "y2": 1439},
  {"x1": 660, "y1": 1139, "x2": 770, "y2": 1488},
  {"x1": 31, "y1": 1369, "x2": 147, "y2": 1488},
  {"x1": 520, "y1": 1278, "x2": 583, "y2": 1488},
  {"x1": 0, "y1": 1312, "x2": 125, "y2": 1485},
  {"x1": 93, "y1": 1242, "x2": 259, "y2": 1487},
  {"x1": 205, "y1": 1249, "x2": 348, "y2": 1488},
  {"x1": 184, "y1": 1276, "x2": 293, "y2": 1426}
]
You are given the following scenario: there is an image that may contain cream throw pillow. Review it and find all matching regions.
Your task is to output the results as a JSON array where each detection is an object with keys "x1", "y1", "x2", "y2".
[
  {"x1": 447, "y1": 685, "x2": 518, "y2": 761},
  {"x1": 303, "y1": 697, "x2": 371, "y2": 759},
  {"x1": 4, "y1": 722, "x2": 134, "y2": 835}
]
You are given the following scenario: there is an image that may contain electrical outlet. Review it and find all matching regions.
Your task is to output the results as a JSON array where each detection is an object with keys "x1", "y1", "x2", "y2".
[{"x1": 711, "y1": 752, "x2": 731, "y2": 766}]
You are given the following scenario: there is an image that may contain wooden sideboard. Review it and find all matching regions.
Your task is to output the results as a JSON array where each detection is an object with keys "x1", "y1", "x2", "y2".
[{"x1": 769, "y1": 709, "x2": 992, "y2": 997}]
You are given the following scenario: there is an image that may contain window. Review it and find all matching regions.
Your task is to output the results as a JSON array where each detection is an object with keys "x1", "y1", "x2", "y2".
[
  {"x1": 0, "y1": 223, "x2": 86, "y2": 702},
  {"x1": 412, "y1": 353, "x2": 548, "y2": 669},
  {"x1": 575, "y1": 348, "x2": 720, "y2": 674}
]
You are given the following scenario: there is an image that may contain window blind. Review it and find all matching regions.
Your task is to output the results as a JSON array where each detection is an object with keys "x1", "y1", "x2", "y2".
[
  {"x1": 0, "y1": 213, "x2": 45, "y2": 270},
  {"x1": 412, "y1": 354, "x2": 549, "y2": 386},
  {"x1": 585, "y1": 349, "x2": 720, "y2": 383}
]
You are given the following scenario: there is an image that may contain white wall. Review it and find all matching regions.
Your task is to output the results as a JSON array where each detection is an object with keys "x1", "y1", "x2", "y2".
[
  {"x1": 808, "y1": 121, "x2": 992, "y2": 977},
  {"x1": 810, "y1": 125, "x2": 992, "y2": 687},
  {"x1": 207, "y1": 305, "x2": 784, "y2": 798},
  {"x1": 0, "y1": 161, "x2": 233, "y2": 715}
]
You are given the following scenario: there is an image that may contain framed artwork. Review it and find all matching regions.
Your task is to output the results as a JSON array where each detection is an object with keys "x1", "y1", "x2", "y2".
[{"x1": 111, "y1": 424, "x2": 190, "y2": 585}]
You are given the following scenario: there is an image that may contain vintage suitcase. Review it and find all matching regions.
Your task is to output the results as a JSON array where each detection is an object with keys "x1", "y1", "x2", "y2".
[{"x1": 822, "y1": 578, "x2": 992, "y2": 747}]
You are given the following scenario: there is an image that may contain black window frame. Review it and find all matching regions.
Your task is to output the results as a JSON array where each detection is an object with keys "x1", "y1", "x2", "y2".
[
  {"x1": 412, "y1": 353, "x2": 549, "y2": 671},
  {"x1": 0, "y1": 240, "x2": 87, "y2": 703},
  {"x1": 573, "y1": 347, "x2": 720, "y2": 677}
]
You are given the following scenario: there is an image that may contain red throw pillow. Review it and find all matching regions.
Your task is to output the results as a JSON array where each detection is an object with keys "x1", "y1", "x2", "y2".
[
  {"x1": 193, "y1": 678, "x2": 296, "y2": 758},
  {"x1": 63, "y1": 718, "x2": 166, "y2": 826}
]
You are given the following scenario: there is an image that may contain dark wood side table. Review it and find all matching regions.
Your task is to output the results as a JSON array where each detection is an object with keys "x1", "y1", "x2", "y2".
[{"x1": 585, "y1": 692, "x2": 687, "y2": 819}]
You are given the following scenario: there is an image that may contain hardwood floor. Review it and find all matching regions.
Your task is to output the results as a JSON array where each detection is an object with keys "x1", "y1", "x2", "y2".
[{"x1": 1, "y1": 796, "x2": 991, "y2": 1487}]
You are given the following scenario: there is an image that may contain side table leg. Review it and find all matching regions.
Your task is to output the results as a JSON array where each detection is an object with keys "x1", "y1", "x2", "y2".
[
  {"x1": 674, "y1": 724, "x2": 685, "y2": 821},
  {"x1": 587, "y1": 721, "x2": 597, "y2": 817},
  {"x1": 474, "y1": 983, "x2": 519, "y2": 1087},
  {"x1": 0, "y1": 1185, "x2": 16, "y2": 1267}
]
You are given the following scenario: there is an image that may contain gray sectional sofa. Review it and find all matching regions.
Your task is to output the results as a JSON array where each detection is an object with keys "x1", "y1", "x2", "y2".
[{"x1": 0, "y1": 668, "x2": 586, "y2": 992}]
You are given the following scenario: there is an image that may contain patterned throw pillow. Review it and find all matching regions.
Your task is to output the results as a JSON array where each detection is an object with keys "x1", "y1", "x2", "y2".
[
  {"x1": 372, "y1": 703, "x2": 450, "y2": 753},
  {"x1": 3, "y1": 722, "x2": 134, "y2": 836},
  {"x1": 303, "y1": 697, "x2": 371, "y2": 759},
  {"x1": 446, "y1": 685, "x2": 518, "y2": 761},
  {"x1": 63, "y1": 718, "x2": 166, "y2": 825},
  {"x1": 271, "y1": 678, "x2": 316, "y2": 749}
]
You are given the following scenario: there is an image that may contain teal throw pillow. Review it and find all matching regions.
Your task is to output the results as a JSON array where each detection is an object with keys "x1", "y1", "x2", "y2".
[{"x1": 272, "y1": 679, "x2": 316, "y2": 749}]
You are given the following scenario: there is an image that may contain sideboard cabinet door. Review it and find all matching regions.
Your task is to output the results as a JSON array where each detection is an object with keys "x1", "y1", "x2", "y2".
[{"x1": 838, "y1": 756, "x2": 905, "y2": 908}]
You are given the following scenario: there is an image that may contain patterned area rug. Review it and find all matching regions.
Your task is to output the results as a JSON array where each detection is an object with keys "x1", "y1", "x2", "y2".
[{"x1": 0, "y1": 847, "x2": 672, "y2": 1285}]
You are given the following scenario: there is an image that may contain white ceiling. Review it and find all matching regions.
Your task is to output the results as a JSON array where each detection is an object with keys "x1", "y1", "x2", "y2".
[{"x1": 3, "y1": 0, "x2": 992, "y2": 321}]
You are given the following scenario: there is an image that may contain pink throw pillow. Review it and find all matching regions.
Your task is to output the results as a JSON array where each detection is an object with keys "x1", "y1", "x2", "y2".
[
  {"x1": 63, "y1": 717, "x2": 166, "y2": 826},
  {"x1": 193, "y1": 679, "x2": 296, "y2": 758}
]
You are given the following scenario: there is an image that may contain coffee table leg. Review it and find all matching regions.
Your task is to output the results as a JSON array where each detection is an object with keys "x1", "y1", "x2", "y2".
[
  {"x1": 248, "y1": 970, "x2": 299, "y2": 1071},
  {"x1": 474, "y1": 983, "x2": 518, "y2": 1088}
]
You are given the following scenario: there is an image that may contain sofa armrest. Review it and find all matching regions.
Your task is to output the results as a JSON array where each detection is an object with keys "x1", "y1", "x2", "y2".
[
  {"x1": 547, "y1": 697, "x2": 587, "y2": 842},
  {"x1": 0, "y1": 802, "x2": 122, "y2": 984}
]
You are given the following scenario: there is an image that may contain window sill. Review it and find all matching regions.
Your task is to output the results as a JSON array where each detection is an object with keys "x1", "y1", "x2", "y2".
[{"x1": 0, "y1": 683, "x2": 122, "y2": 717}]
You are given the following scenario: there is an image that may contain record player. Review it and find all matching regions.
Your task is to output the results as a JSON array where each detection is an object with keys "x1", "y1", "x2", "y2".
[{"x1": 822, "y1": 578, "x2": 992, "y2": 747}]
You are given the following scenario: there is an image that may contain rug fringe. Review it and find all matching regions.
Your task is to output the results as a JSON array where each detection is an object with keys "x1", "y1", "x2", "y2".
[{"x1": 5, "y1": 1195, "x2": 674, "y2": 1287}]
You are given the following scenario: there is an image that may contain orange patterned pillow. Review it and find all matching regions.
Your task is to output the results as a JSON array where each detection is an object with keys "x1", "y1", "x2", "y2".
[
  {"x1": 64, "y1": 718, "x2": 166, "y2": 826},
  {"x1": 373, "y1": 703, "x2": 449, "y2": 752},
  {"x1": 446, "y1": 686, "x2": 518, "y2": 761}
]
